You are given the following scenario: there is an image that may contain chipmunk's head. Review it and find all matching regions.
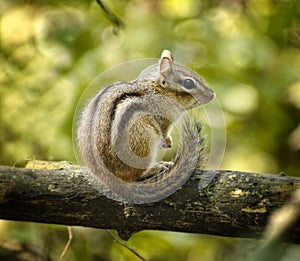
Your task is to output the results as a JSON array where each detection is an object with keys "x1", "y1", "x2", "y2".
[{"x1": 156, "y1": 49, "x2": 215, "y2": 109}]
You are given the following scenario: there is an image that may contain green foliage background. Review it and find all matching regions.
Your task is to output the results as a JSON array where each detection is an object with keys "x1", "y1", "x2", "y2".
[{"x1": 1, "y1": 0, "x2": 300, "y2": 260}]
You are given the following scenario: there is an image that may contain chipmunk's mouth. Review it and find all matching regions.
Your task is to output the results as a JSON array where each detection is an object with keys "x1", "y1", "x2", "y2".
[{"x1": 194, "y1": 88, "x2": 215, "y2": 106}]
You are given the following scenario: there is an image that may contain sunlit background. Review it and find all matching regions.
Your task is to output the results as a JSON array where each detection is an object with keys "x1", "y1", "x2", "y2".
[{"x1": 1, "y1": 0, "x2": 300, "y2": 260}]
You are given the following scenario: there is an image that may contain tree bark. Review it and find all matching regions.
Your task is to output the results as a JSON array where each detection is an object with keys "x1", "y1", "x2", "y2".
[{"x1": 0, "y1": 161, "x2": 299, "y2": 242}]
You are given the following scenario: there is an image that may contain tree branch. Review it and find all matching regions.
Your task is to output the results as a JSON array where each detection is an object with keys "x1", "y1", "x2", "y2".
[{"x1": 0, "y1": 161, "x2": 300, "y2": 242}]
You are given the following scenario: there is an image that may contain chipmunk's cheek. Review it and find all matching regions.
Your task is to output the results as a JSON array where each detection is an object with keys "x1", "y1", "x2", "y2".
[{"x1": 185, "y1": 99, "x2": 199, "y2": 109}]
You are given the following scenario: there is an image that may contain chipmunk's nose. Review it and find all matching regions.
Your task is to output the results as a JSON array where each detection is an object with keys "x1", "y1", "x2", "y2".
[
  {"x1": 208, "y1": 88, "x2": 215, "y2": 101},
  {"x1": 194, "y1": 87, "x2": 215, "y2": 106}
]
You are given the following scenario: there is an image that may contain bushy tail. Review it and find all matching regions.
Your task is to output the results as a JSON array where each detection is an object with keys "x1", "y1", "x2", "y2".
[{"x1": 87, "y1": 113, "x2": 204, "y2": 204}]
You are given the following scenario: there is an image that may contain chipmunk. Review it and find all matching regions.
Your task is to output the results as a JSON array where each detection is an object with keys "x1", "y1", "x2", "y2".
[{"x1": 77, "y1": 50, "x2": 215, "y2": 204}]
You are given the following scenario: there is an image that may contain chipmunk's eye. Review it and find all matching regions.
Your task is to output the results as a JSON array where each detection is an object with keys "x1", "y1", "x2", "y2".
[{"x1": 182, "y1": 78, "x2": 195, "y2": 89}]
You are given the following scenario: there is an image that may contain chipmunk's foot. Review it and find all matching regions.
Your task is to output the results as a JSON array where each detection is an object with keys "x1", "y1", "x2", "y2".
[{"x1": 137, "y1": 161, "x2": 174, "y2": 182}]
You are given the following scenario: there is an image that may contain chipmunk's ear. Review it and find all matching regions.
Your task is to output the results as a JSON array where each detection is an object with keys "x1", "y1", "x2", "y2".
[{"x1": 159, "y1": 50, "x2": 174, "y2": 78}]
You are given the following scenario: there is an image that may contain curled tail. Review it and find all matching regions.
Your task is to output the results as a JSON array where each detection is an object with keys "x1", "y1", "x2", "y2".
[{"x1": 86, "y1": 113, "x2": 204, "y2": 204}]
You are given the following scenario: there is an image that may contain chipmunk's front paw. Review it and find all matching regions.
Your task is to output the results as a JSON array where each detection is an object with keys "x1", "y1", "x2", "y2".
[{"x1": 160, "y1": 135, "x2": 172, "y2": 149}]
